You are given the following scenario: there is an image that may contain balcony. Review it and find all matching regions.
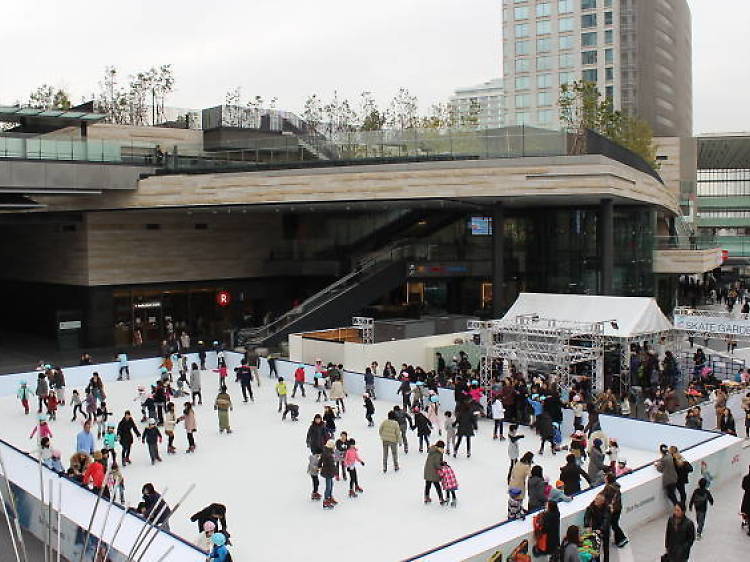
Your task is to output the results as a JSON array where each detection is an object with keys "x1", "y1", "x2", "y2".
[{"x1": 652, "y1": 235, "x2": 724, "y2": 274}]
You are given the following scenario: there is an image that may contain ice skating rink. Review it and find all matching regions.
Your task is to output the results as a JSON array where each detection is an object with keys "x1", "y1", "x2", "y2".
[{"x1": 0, "y1": 372, "x2": 659, "y2": 562}]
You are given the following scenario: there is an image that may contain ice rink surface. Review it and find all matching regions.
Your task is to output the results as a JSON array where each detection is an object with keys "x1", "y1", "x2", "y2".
[{"x1": 0, "y1": 371, "x2": 659, "y2": 562}]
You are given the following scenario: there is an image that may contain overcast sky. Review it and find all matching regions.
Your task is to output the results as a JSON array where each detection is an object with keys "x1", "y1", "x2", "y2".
[{"x1": 1, "y1": 0, "x2": 747, "y2": 134}]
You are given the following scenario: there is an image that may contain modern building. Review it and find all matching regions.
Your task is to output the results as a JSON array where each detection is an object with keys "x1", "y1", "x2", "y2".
[
  {"x1": 501, "y1": 0, "x2": 692, "y2": 137},
  {"x1": 449, "y1": 79, "x2": 506, "y2": 129}
]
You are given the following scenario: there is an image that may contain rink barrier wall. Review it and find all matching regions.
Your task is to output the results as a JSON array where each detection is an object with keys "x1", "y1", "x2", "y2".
[{"x1": 0, "y1": 437, "x2": 208, "y2": 562}]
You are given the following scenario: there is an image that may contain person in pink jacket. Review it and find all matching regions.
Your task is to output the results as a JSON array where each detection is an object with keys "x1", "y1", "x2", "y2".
[
  {"x1": 343, "y1": 439, "x2": 365, "y2": 497},
  {"x1": 29, "y1": 414, "x2": 53, "y2": 441}
]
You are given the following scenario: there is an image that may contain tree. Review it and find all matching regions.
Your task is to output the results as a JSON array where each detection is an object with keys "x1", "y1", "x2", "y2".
[
  {"x1": 387, "y1": 87, "x2": 419, "y2": 130},
  {"x1": 96, "y1": 65, "x2": 175, "y2": 125},
  {"x1": 302, "y1": 94, "x2": 323, "y2": 134},
  {"x1": 28, "y1": 84, "x2": 71, "y2": 110},
  {"x1": 225, "y1": 86, "x2": 242, "y2": 127},
  {"x1": 357, "y1": 91, "x2": 386, "y2": 131},
  {"x1": 558, "y1": 80, "x2": 658, "y2": 167}
]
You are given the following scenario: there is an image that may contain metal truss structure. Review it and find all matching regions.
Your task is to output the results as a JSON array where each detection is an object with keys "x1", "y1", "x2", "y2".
[{"x1": 352, "y1": 316, "x2": 375, "y2": 344}]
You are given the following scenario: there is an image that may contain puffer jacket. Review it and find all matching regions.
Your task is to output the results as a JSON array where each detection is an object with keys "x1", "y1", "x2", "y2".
[
  {"x1": 527, "y1": 475, "x2": 547, "y2": 511},
  {"x1": 379, "y1": 419, "x2": 402, "y2": 444},
  {"x1": 423, "y1": 445, "x2": 443, "y2": 482}
]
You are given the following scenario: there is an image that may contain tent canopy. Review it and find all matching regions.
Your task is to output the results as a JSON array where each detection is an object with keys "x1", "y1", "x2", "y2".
[{"x1": 497, "y1": 293, "x2": 673, "y2": 339}]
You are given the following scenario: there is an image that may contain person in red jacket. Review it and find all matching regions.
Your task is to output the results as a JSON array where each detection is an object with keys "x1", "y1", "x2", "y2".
[
  {"x1": 292, "y1": 365, "x2": 306, "y2": 398},
  {"x1": 83, "y1": 451, "x2": 108, "y2": 496}
]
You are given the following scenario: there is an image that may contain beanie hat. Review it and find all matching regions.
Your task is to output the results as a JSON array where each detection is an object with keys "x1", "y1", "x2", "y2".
[
  {"x1": 37, "y1": 414, "x2": 47, "y2": 422},
  {"x1": 593, "y1": 438, "x2": 603, "y2": 447},
  {"x1": 509, "y1": 487, "x2": 522, "y2": 497},
  {"x1": 211, "y1": 532, "x2": 226, "y2": 546},
  {"x1": 52, "y1": 449, "x2": 61, "y2": 459},
  {"x1": 203, "y1": 521, "x2": 216, "y2": 532}
]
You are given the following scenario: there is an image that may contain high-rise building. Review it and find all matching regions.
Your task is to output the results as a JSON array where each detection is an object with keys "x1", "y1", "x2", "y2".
[
  {"x1": 502, "y1": 0, "x2": 692, "y2": 137},
  {"x1": 449, "y1": 78, "x2": 506, "y2": 129}
]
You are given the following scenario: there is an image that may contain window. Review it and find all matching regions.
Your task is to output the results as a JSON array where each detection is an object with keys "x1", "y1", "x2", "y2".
[
  {"x1": 538, "y1": 109, "x2": 554, "y2": 124},
  {"x1": 581, "y1": 14, "x2": 597, "y2": 28},
  {"x1": 537, "y1": 91, "x2": 553, "y2": 106},
  {"x1": 581, "y1": 0, "x2": 597, "y2": 9},
  {"x1": 515, "y1": 23, "x2": 530, "y2": 37},
  {"x1": 582, "y1": 69, "x2": 598, "y2": 82},
  {"x1": 515, "y1": 58, "x2": 530, "y2": 72},
  {"x1": 537, "y1": 20, "x2": 552, "y2": 34},
  {"x1": 516, "y1": 112, "x2": 531, "y2": 125},
  {"x1": 581, "y1": 32, "x2": 597, "y2": 46},
  {"x1": 558, "y1": 0, "x2": 573, "y2": 13},
  {"x1": 605, "y1": 85, "x2": 614, "y2": 99},
  {"x1": 604, "y1": 0, "x2": 613, "y2": 6},
  {"x1": 515, "y1": 76, "x2": 530, "y2": 90},
  {"x1": 605, "y1": 67, "x2": 614, "y2": 81},
  {"x1": 536, "y1": 2, "x2": 551, "y2": 17},
  {"x1": 516, "y1": 40, "x2": 530, "y2": 55},
  {"x1": 515, "y1": 94, "x2": 530, "y2": 108},
  {"x1": 605, "y1": 48, "x2": 614, "y2": 63},
  {"x1": 559, "y1": 71, "x2": 575, "y2": 85},
  {"x1": 605, "y1": 30, "x2": 614, "y2": 44},
  {"x1": 537, "y1": 55, "x2": 552, "y2": 70},
  {"x1": 559, "y1": 17, "x2": 574, "y2": 32},
  {"x1": 537, "y1": 37, "x2": 552, "y2": 52},
  {"x1": 582, "y1": 50, "x2": 597, "y2": 65},
  {"x1": 537, "y1": 73, "x2": 553, "y2": 88},
  {"x1": 559, "y1": 35, "x2": 574, "y2": 49},
  {"x1": 604, "y1": 11, "x2": 613, "y2": 25},
  {"x1": 514, "y1": 6, "x2": 529, "y2": 19},
  {"x1": 559, "y1": 52, "x2": 575, "y2": 67}
]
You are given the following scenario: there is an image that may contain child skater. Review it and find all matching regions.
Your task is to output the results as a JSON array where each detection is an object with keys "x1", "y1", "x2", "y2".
[
  {"x1": 363, "y1": 393, "x2": 375, "y2": 427},
  {"x1": 508, "y1": 487, "x2": 526, "y2": 520},
  {"x1": 108, "y1": 463, "x2": 126, "y2": 503},
  {"x1": 444, "y1": 411, "x2": 456, "y2": 455},
  {"x1": 426, "y1": 394, "x2": 442, "y2": 436},
  {"x1": 70, "y1": 389, "x2": 83, "y2": 422},
  {"x1": 141, "y1": 419, "x2": 163, "y2": 465},
  {"x1": 17, "y1": 380, "x2": 31, "y2": 415},
  {"x1": 413, "y1": 406, "x2": 433, "y2": 453},
  {"x1": 29, "y1": 414, "x2": 53, "y2": 441},
  {"x1": 95, "y1": 401, "x2": 113, "y2": 439},
  {"x1": 178, "y1": 402, "x2": 198, "y2": 453},
  {"x1": 102, "y1": 422, "x2": 118, "y2": 463},
  {"x1": 438, "y1": 459, "x2": 459, "y2": 507},
  {"x1": 45, "y1": 391, "x2": 58, "y2": 421},
  {"x1": 164, "y1": 402, "x2": 177, "y2": 454},
  {"x1": 307, "y1": 451, "x2": 322, "y2": 501},
  {"x1": 343, "y1": 438, "x2": 365, "y2": 497},
  {"x1": 507, "y1": 424, "x2": 524, "y2": 483}
]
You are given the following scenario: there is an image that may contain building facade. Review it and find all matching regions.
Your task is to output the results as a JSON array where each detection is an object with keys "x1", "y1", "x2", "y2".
[
  {"x1": 449, "y1": 79, "x2": 506, "y2": 129},
  {"x1": 502, "y1": 0, "x2": 692, "y2": 137}
]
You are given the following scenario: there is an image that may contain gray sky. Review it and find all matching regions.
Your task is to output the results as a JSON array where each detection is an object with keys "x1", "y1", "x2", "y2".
[{"x1": 1, "y1": 0, "x2": 747, "y2": 134}]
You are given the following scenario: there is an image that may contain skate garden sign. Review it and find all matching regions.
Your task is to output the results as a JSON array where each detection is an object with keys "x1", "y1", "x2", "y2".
[{"x1": 673, "y1": 309, "x2": 750, "y2": 337}]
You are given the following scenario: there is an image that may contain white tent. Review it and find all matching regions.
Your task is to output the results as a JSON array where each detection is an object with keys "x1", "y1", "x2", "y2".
[{"x1": 498, "y1": 292, "x2": 674, "y2": 338}]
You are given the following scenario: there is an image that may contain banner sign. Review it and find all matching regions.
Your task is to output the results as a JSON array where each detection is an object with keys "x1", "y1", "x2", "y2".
[{"x1": 673, "y1": 314, "x2": 750, "y2": 336}]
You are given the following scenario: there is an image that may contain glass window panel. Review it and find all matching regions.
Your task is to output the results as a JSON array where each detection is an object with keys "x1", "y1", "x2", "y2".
[
  {"x1": 515, "y1": 76, "x2": 530, "y2": 89},
  {"x1": 605, "y1": 48, "x2": 614, "y2": 63},
  {"x1": 559, "y1": 35, "x2": 574, "y2": 49},
  {"x1": 605, "y1": 67, "x2": 614, "y2": 81},
  {"x1": 582, "y1": 0, "x2": 597, "y2": 9},
  {"x1": 537, "y1": 91, "x2": 553, "y2": 106},
  {"x1": 537, "y1": 73, "x2": 553, "y2": 88},
  {"x1": 559, "y1": 0, "x2": 574, "y2": 14},
  {"x1": 515, "y1": 23, "x2": 530, "y2": 37},
  {"x1": 582, "y1": 32, "x2": 597, "y2": 46},
  {"x1": 537, "y1": 20, "x2": 552, "y2": 34},
  {"x1": 582, "y1": 68, "x2": 598, "y2": 82},
  {"x1": 514, "y1": 6, "x2": 529, "y2": 19},
  {"x1": 536, "y1": 2, "x2": 551, "y2": 17},
  {"x1": 604, "y1": 11, "x2": 613, "y2": 25},
  {"x1": 559, "y1": 71, "x2": 576, "y2": 85},
  {"x1": 559, "y1": 53, "x2": 575, "y2": 67},
  {"x1": 559, "y1": 17, "x2": 574, "y2": 32},
  {"x1": 537, "y1": 37, "x2": 552, "y2": 52},
  {"x1": 516, "y1": 58, "x2": 531, "y2": 72},
  {"x1": 582, "y1": 14, "x2": 597, "y2": 28},
  {"x1": 537, "y1": 55, "x2": 552, "y2": 70},
  {"x1": 605, "y1": 30, "x2": 614, "y2": 44},
  {"x1": 516, "y1": 39, "x2": 530, "y2": 55},
  {"x1": 515, "y1": 94, "x2": 530, "y2": 108},
  {"x1": 582, "y1": 50, "x2": 598, "y2": 65}
]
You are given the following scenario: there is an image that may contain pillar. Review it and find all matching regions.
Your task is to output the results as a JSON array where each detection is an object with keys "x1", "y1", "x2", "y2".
[
  {"x1": 600, "y1": 198, "x2": 614, "y2": 296},
  {"x1": 492, "y1": 203, "x2": 505, "y2": 318}
]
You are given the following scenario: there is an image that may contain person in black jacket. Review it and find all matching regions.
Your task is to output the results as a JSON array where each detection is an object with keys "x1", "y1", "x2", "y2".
[
  {"x1": 536, "y1": 411, "x2": 555, "y2": 455},
  {"x1": 413, "y1": 407, "x2": 433, "y2": 453},
  {"x1": 688, "y1": 477, "x2": 714, "y2": 539},
  {"x1": 537, "y1": 501, "x2": 560, "y2": 557},
  {"x1": 306, "y1": 414, "x2": 327, "y2": 454},
  {"x1": 190, "y1": 503, "x2": 227, "y2": 533},
  {"x1": 560, "y1": 454, "x2": 591, "y2": 495},
  {"x1": 543, "y1": 393, "x2": 564, "y2": 425},
  {"x1": 234, "y1": 360, "x2": 254, "y2": 402},
  {"x1": 584, "y1": 493, "x2": 611, "y2": 562},
  {"x1": 453, "y1": 401, "x2": 477, "y2": 458},
  {"x1": 116, "y1": 410, "x2": 141, "y2": 466},
  {"x1": 664, "y1": 503, "x2": 695, "y2": 561},
  {"x1": 138, "y1": 483, "x2": 171, "y2": 530}
]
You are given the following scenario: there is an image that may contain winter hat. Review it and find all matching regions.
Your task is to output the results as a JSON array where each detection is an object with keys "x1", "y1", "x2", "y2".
[
  {"x1": 160, "y1": 367, "x2": 168, "y2": 374},
  {"x1": 203, "y1": 521, "x2": 216, "y2": 532},
  {"x1": 572, "y1": 395, "x2": 581, "y2": 402},
  {"x1": 148, "y1": 418, "x2": 156, "y2": 425},
  {"x1": 555, "y1": 480, "x2": 564, "y2": 489},
  {"x1": 416, "y1": 381, "x2": 424, "y2": 386},
  {"x1": 509, "y1": 487, "x2": 522, "y2": 497},
  {"x1": 325, "y1": 440, "x2": 335, "y2": 449},
  {"x1": 430, "y1": 395, "x2": 439, "y2": 403},
  {"x1": 593, "y1": 438, "x2": 603, "y2": 448},
  {"x1": 471, "y1": 380, "x2": 478, "y2": 386},
  {"x1": 107, "y1": 422, "x2": 116, "y2": 428},
  {"x1": 37, "y1": 414, "x2": 47, "y2": 422},
  {"x1": 618, "y1": 458, "x2": 627, "y2": 465},
  {"x1": 20, "y1": 379, "x2": 27, "y2": 385},
  {"x1": 211, "y1": 533, "x2": 226, "y2": 546}
]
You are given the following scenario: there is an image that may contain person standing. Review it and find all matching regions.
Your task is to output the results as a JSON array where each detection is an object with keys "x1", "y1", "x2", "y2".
[
  {"x1": 438, "y1": 461, "x2": 459, "y2": 507},
  {"x1": 673, "y1": 449, "x2": 693, "y2": 506},
  {"x1": 392, "y1": 406, "x2": 413, "y2": 454},
  {"x1": 491, "y1": 396, "x2": 505, "y2": 440},
  {"x1": 141, "y1": 419, "x2": 163, "y2": 465},
  {"x1": 603, "y1": 473, "x2": 629, "y2": 547},
  {"x1": 343, "y1": 438, "x2": 365, "y2": 497},
  {"x1": 584, "y1": 493, "x2": 611, "y2": 562},
  {"x1": 234, "y1": 360, "x2": 254, "y2": 403},
  {"x1": 179, "y1": 401, "x2": 198, "y2": 453},
  {"x1": 560, "y1": 453, "x2": 591, "y2": 495},
  {"x1": 363, "y1": 393, "x2": 375, "y2": 427},
  {"x1": 330, "y1": 377, "x2": 346, "y2": 415},
  {"x1": 741, "y1": 465, "x2": 750, "y2": 537},
  {"x1": 76, "y1": 420, "x2": 95, "y2": 455},
  {"x1": 319, "y1": 440, "x2": 337, "y2": 509},
  {"x1": 306, "y1": 414, "x2": 327, "y2": 454},
  {"x1": 189, "y1": 363, "x2": 202, "y2": 405},
  {"x1": 397, "y1": 377, "x2": 412, "y2": 410},
  {"x1": 276, "y1": 377, "x2": 288, "y2": 413},
  {"x1": 364, "y1": 367, "x2": 376, "y2": 400},
  {"x1": 35, "y1": 373, "x2": 48, "y2": 414},
  {"x1": 587, "y1": 438, "x2": 606, "y2": 486},
  {"x1": 688, "y1": 477, "x2": 714, "y2": 540},
  {"x1": 536, "y1": 501, "x2": 560, "y2": 558},
  {"x1": 423, "y1": 441, "x2": 446, "y2": 505},
  {"x1": 527, "y1": 465, "x2": 547, "y2": 512},
  {"x1": 656, "y1": 444, "x2": 679, "y2": 505},
  {"x1": 509, "y1": 452, "x2": 534, "y2": 501},
  {"x1": 116, "y1": 411, "x2": 141, "y2": 466},
  {"x1": 214, "y1": 386, "x2": 233, "y2": 434},
  {"x1": 560, "y1": 525, "x2": 582, "y2": 562},
  {"x1": 117, "y1": 351, "x2": 130, "y2": 381},
  {"x1": 292, "y1": 364, "x2": 306, "y2": 398},
  {"x1": 17, "y1": 380, "x2": 31, "y2": 415},
  {"x1": 664, "y1": 503, "x2": 696, "y2": 561},
  {"x1": 379, "y1": 411, "x2": 401, "y2": 472},
  {"x1": 453, "y1": 401, "x2": 477, "y2": 458}
]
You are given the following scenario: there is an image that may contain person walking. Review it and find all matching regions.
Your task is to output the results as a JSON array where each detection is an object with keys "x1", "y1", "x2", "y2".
[
  {"x1": 664, "y1": 503, "x2": 696, "y2": 562},
  {"x1": 423, "y1": 441, "x2": 446, "y2": 505},
  {"x1": 688, "y1": 477, "x2": 714, "y2": 540},
  {"x1": 76, "y1": 420, "x2": 95, "y2": 455},
  {"x1": 397, "y1": 377, "x2": 412, "y2": 410},
  {"x1": 214, "y1": 386, "x2": 233, "y2": 434},
  {"x1": 741, "y1": 465, "x2": 750, "y2": 537},
  {"x1": 413, "y1": 407, "x2": 433, "y2": 453},
  {"x1": 189, "y1": 363, "x2": 203, "y2": 405},
  {"x1": 292, "y1": 364, "x2": 306, "y2": 398},
  {"x1": 603, "y1": 473, "x2": 629, "y2": 547},
  {"x1": 656, "y1": 444, "x2": 679, "y2": 505},
  {"x1": 116, "y1": 410, "x2": 140, "y2": 466},
  {"x1": 379, "y1": 411, "x2": 401, "y2": 473}
]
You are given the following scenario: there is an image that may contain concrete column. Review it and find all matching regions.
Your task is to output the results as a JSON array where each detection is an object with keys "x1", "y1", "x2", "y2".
[
  {"x1": 492, "y1": 203, "x2": 505, "y2": 318},
  {"x1": 600, "y1": 198, "x2": 614, "y2": 295}
]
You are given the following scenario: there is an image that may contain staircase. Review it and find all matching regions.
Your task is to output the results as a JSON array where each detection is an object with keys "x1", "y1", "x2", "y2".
[{"x1": 236, "y1": 244, "x2": 414, "y2": 348}]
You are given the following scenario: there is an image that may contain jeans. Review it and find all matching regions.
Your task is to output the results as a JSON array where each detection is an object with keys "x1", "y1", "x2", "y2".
[
  {"x1": 382, "y1": 441, "x2": 398, "y2": 470},
  {"x1": 292, "y1": 381, "x2": 305, "y2": 397},
  {"x1": 696, "y1": 508, "x2": 707, "y2": 534},
  {"x1": 324, "y1": 476, "x2": 333, "y2": 500},
  {"x1": 494, "y1": 419, "x2": 504, "y2": 436},
  {"x1": 311, "y1": 475, "x2": 319, "y2": 494},
  {"x1": 424, "y1": 480, "x2": 444, "y2": 502},
  {"x1": 399, "y1": 426, "x2": 409, "y2": 453},
  {"x1": 240, "y1": 382, "x2": 253, "y2": 401}
]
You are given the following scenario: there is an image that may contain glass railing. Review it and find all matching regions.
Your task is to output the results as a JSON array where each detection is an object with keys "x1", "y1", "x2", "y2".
[
  {"x1": 714, "y1": 236, "x2": 750, "y2": 257},
  {"x1": 0, "y1": 134, "x2": 164, "y2": 165},
  {"x1": 653, "y1": 235, "x2": 719, "y2": 250}
]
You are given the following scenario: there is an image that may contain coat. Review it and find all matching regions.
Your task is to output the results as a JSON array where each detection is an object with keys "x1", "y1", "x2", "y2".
[
  {"x1": 319, "y1": 448, "x2": 336, "y2": 478},
  {"x1": 560, "y1": 461, "x2": 591, "y2": 495},
  {"x1": 330, "y1": 380, "x2": 345, "y2": 400},
  {"x1": 536, "y1": 412, "x2": 554, "y2": 440},
  {"x1": 541, "y1": 508, "x2": 561, "y2": 554},
  {"x1": 379, "y1": 419, "x2": 402, "y2": 444},
  {"x1": 657, "y1": 452, "x2": 678, "y2": 487},
  {"x1": 189, "y1": 369, "x2": 202, "y2": 392},
  {"x1": 509, "y1": 462, "x2": 531, "y2": 499},
  {"x1": 454, "y1": 408, "x2": 476, "y2": 437},
  {"x1": 741, "y1": 473, "x2": 750, "y2": 515},
  {"x1": 306, "y1": 422, "x2": 327, "y2": 453},
  {"x1": 183, "y1": 410, "x2": 197, "y2": 432},
  {"x1": 423, "y1": 445, "x2": 443, "y2": 482},
  {"x1": 561, "y1": 540, "x2": 579, "y2": 562},
  {"x1": 664, "y1": 515, "x2": 695, "y2": 561},
  {"x1": 527, "y1": 475, "x2": 547, "y2": 511},
  {"x1": 587, "y1": 447, "x2": 606, "y2": 484}
]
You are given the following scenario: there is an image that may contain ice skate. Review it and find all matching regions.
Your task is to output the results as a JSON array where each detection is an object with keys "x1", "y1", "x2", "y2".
[
  {"x1": 450, "y1": 499, "x2": 457, "y2": 508},
  {"x1": 330, "y1": 497, "x2": 338, "y2": 505},
  {"x1": 349, "y1": 489, "x2": 357, "y2": 498},
  {"x1": 311, "y1": 492, "x2": 322, "y2": 501},
  {"x1": 322, "y1": 498, "x2": 334, "y2": 509},
  {"x1": 168, "y1": 446, "x2": 176, "y2": 454},
  {"x1": 424, "y1": 496, "x2": 432, "y2": 504},
  {"x1": 440, "y1": 499, "x2": 449, "y2": 506},
  {"x1": 355, "y1": 486, "x2": 363, "y2": 494}
]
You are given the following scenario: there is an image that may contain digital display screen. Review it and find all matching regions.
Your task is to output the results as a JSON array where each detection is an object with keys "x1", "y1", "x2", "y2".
[{"x1": 469, "y1": 216, "x2": 492, "y2": 236}]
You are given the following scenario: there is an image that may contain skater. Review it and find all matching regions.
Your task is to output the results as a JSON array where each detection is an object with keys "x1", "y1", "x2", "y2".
[
  {"x1": 164, "y1": 402, "x2": 177, "y2": 454},
  {"x1": 134, "y1": 386, "x2": 149, "y2": 422},
  {"x1": 438, "y1": 460, "x2": 458, "y2": 507},
  {"x1": 453, "y1": 401, "x2": 477, "y2": 458},
  {"x1": 29, "y1": 414, "x2": 52, "y2": 441},
  {"x1": 507, "y1": 425, "x2": 524, "y2": 482},
  {"x1": 491, "y1": 396, "x2": 505, "y2": 440},
  {"x1": 214, "y1": 386, "x2": 233, "y2": 434},
  {"x1": 213, "y1": 363, "x2": 228, "y2": 389},
  {"x1": 413, "y1": 407, "x2": 432, "y2": 453},
  {"x1": 334, "y1": 432, "x2": 349, "y2": 481},
  {"x1": 116, "y1": 351, "x2": 130, "y2": 380},
  {"x1": 379, "y1": 411, "x2": 402, "y2": 472},
  {"x1": 70, "y1": 389, "x2": 83, "y2": 421},
  {"x1": 35, "y1": 372, "x2": 48, "y2": 413},
  {"x1": 527, "y1": 465, "x2": 547, "y2": 512},
  {"x1": 330, "y1": 377, "x2": 346, "y2": 415},
  {"x1": 444, "y1": 411, "x2": 456, "y2": 455},
  {"x1": 82, "y1": 451, "x2": 107, "y2": 495},
  {"x1": 189, "y1": 363, "x2": 203, "y2": 405},
  {"x1": 426, "y1": 394, "x2": 442, "y2": 435},
  {"x1": 179, "y1": 402, "x2": 198, "y2": 452},
  {"x1": 153, "y1": 381, "x2": 167, "y2": 425},
  {"x1": 94, "y1": 401, "x2": 113, "y2": 439},
  {"x1": 45, "y1": 449, "x2": 64, "y2": 473},
  {"x1": 142, "y1": 419, "x2": 163, "y2": 465},
  {"x1": 234, "y1": 360, "x2": 254, "y2": 403},
  {"x1": 308, "y1": 452, "x2": 322, "y2": 501},
  {"x1": 116, "y1": 411, "x2": 140, "y2": 466},
  {"x1": 536, "y1": 410, "x2": 556, "y2": 455},
  {"x1": 397, "y1": 377, "x2": 412, "y2": 410},
  {"x1": 17, "y1": 380, "x2": 31, "y2": 415},
  {"x1": 282, "y1": 402, "x2": 300, "y2": 421},
  {"x1": 560, "y1": 453, "x2": 591, "y2": 495},
  {"x1": 364, "y1": 367, "x2": 376, "y2": 399},
  {"x1": 84, "y1": 388, "x2": 97, "y2": 422},
  {"x1": 102, "y1": 422, "x2": 118, "y2": 463},
  {"x1": 587, "y1": 438, "x2": 606, "y2": 486},
  {"x1": 314, "y1": 366, "x2": 329, "y2": 402},
  {"x1": 319, "y1": 440, "x2": 338, "y2": 509},
  {"x1": 423, "y1": 441, "x2": 446, "y2": 504},
  {"x1": 689, "y1": 477, "x2": 714, "y2": 539},
  {"x1": 44, "y1": 391, "x2": 58, "y2": 421},
  {"x1": 392, "y1": 405, "x2": 413, "y2": 454},
  {"x1": 190, "y1": 503, "x2": 228, "y2": 533},
  {"x1": 292, "y1": 364, "x2": 306, "y2": 398},
  {"x1": 344, "y1": 438, "x2": 365, "y2": 497},
  {"x1": 412, "y1": 381, "x2": 425, "y2": 410},
  {"x1": 323, "y1": 406, "x2": 337, "y2": 436},
  {"x1": 363, "y1": 393, "x2": 375, "y2": 427},
  {"x1": 276, "y1": 377, "x2": 288, "y2": 413},
  {"x1": 306, "y1": 414, "x2": 327, "y2": 454}
]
